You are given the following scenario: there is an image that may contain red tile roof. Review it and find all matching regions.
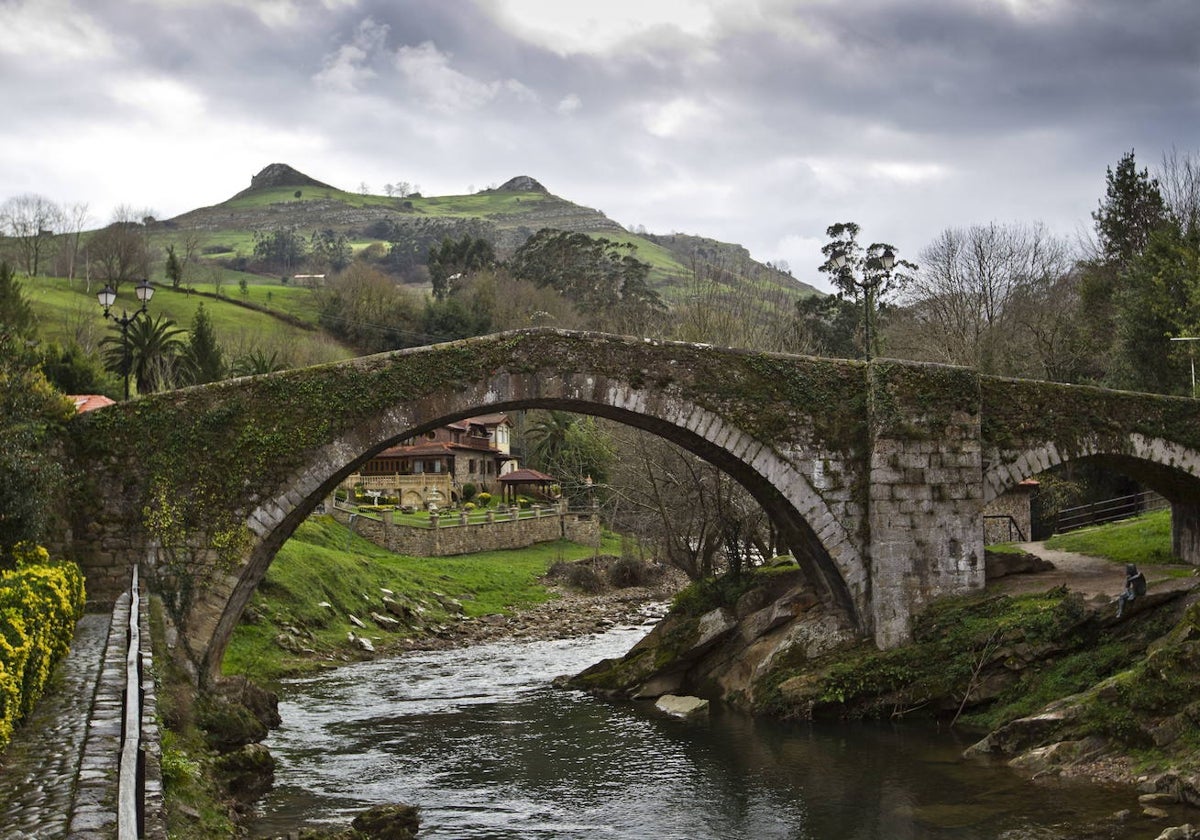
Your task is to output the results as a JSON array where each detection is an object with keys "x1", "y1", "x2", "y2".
[{"x1": 68, "y1": 394, "x2": 116, "y2": 413}]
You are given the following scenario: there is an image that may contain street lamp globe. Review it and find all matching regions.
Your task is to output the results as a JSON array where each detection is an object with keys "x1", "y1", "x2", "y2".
[
  {"x1": 135, "y1": 278, "x2": 155, "y2": 306},
  {"x1": 97, "y1": 285, "x2": 117, "y2": 313}
]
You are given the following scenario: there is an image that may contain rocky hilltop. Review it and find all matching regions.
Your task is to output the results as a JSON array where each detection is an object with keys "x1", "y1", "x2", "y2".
[{"x1": 232, "y1": 162, "x2": 336, "y2": 198}]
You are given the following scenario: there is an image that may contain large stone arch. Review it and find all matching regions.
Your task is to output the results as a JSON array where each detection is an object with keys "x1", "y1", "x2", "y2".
[
  {"x1": 191, "y1": 370, "x2": 867, "y2": 679},
  {"x1": 983, "y1": 433, "x2": 1200, "y2": 562}
]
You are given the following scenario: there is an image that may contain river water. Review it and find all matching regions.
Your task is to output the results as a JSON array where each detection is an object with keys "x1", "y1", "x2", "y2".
[{"x1": 252, "y1": 624, "x2": 1159, "y2": 839}]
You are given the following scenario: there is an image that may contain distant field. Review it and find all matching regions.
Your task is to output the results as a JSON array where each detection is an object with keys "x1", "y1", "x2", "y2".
[{"x1": 22, "y1": 275, "x2": 353, "y2": 367}]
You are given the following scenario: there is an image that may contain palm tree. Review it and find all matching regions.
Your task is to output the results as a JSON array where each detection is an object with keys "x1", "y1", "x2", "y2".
[
  {"x1": 525, "y1": 410, "x2": 577, "y2": 472},
  {"x1": 230, "y1": 348, "x2": 289, "y2": 377},
  {"x1": 101, "y1": 313, "x2": 186, "y2": 396}
]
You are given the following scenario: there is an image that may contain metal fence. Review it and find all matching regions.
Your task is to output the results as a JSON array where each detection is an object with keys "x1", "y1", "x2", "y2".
[{"x1": 1054, "y1": 490, "x2": 1169, "y2": 533}]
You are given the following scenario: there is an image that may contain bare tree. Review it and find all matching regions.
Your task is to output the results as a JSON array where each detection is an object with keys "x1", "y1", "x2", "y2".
[
  {"x1": 602, "y1": 426, "x2": 779, "y2": 581},
  {"x1": 60, "y1": 202, "x2": 91, "y2": 283},
  {"x1": 893, "y1": 222, "x2": 1075, "y2": 375},
  {"x1": 89, "y1": 206, "x2": 152, "y2": 292},
  {"x1": 0, "y1": 193, "x2": 62, "y2": 276},
  {"x1": 1159, "y1": 147, "x2": 1200, "y2": 238}
]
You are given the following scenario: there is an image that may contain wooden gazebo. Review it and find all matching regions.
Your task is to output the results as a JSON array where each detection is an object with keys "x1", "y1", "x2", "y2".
[{"x1": 497, "y1": 468, "x2": 557, "y2": 503}]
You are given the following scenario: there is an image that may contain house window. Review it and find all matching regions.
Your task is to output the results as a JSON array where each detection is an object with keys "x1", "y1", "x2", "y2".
[{"x1": 469, "y1": 459, "x2": 476, "y2": 473}]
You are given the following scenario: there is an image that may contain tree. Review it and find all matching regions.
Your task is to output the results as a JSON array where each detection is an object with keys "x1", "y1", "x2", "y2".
[
  {"x1": 253, "y1": 227, "x2": 307, "y2": 271},
  {"x1": 101, "y1": 314, "x2": 187, "y2": 396},
  {"x1": 524, "y1": 410, "x2": 615, "y2": 499},
  {"x1": 817, "y1": 222, "x2": 915, "y2": 359},
  {"x1": 603, "y1": 427, "x2": 779, "y2": 582},
  {"x1": 0, "y1": 261, "x2": 36, "y2": 340},
  {"x1": 165, "y1": 244, "x2": 183, "y2": 288},
  {"x1": 60, "y1": 202, "x2": 90, "y2": 283},
  {"x1": 310, "y1": 229, "x2": 352, "y2": 272},
  {"x1": 1111, "y1": 224, "x2": 1200, "y2": 393},
  {"x1": 509, "y1": 229, "x2": 665, "y2": 332},
  {"x1": 1092, "y1": 150, "x2": 1168, "y2": 267},
  {"x1": 315, "y1": 263, "x2": 423, "y2": 353},
  {"x1": 0, "y1": 193, "x2": 61, "y2": 276},
  {"x1": 893, "y1": 222, "x2": 1075, "y2": 374},
  {"x1": 231, "y1": 348, "x2": 288, "y2": 377},
  {"x1": 181, "y1": 303, "x2": 225, "y2": 385},
  {"x1": 428, "y1": 234, "x2": 496, "y2": 301},
  {"x1": 0, "y1": 265, "x2": 73, "y2": 552},
  {"x1": 89, "y1": 210, "x2": 151, "y2": 292}
]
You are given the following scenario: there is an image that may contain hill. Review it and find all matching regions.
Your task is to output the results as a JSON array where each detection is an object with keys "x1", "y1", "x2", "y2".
[{"x1": 162, "y1": 164, "x2": 821, "y2": 301}]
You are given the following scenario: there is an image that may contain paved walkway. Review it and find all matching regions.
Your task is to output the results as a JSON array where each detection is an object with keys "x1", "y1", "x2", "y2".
[
  {"x1": 991, "y1": 542, "x2": 1199, "y2": 600},
  {"x1": 0, "y1": 606, "x2": 125, "y2": 840}
]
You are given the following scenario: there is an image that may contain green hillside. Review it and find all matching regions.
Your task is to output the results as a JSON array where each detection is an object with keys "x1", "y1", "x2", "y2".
[{"x1": 162, "y1": 164, "x2": 821, "y2": 300}]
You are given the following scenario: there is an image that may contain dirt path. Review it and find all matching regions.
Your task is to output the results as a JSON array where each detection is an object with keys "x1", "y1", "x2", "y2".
[{"x1": 990, "y1": 542, "x2": 1198, "y2": 600}]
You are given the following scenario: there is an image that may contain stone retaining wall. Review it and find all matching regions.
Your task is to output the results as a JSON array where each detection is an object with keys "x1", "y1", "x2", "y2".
[{"x1": 329, "y1": 507, "x2": 601, "y2": 556}]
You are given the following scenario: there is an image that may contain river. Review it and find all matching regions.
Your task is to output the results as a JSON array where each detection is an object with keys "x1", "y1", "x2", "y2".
[{"x1": 252, "y1": 623, "x2": 1159, "y2": 839}]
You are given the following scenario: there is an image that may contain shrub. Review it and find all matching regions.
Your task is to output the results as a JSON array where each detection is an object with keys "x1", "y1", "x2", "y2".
[
  {"x1": 461, "y1": 483, "x2": 477, "y2": 502},
  {"x1": 607, "y1": 555, "x2": 661, "y2": 589},
  {"x1": 0, "y1": 544, "x2": 86, "y2": 751},
  {"x1": 463, "y1": 502, "x2": 476, "y2": 512},
  {"x1": 477, "y1": 492, "x2": 492, "y2": 507}
]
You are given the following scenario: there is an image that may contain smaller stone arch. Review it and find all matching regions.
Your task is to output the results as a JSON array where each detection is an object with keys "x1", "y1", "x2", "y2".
[{"x1": 983, "y1": 433, "x2": 1200, "y2": 564}]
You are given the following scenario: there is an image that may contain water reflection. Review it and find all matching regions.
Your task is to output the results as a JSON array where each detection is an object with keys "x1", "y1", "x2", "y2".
[{"x1": 253, "y1": 628, "x2": 1147, "y2": 839}]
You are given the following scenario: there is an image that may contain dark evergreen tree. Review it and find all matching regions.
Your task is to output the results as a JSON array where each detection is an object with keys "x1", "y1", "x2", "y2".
[
  {"x1": 428, "y1": 234, "x2": 496, "y2": 301},
  {"x1": 508, "y1": 229, "x2": 664, "y2": 331},
  {"x1": 183, "y1": 303, "x2": 225, "y2": 384},
  {"x1": 165, "y1": 244, "x2": 183, "y2": 288},
  {"x1": 1092, "y1": 150, "x2": 1169, "y2": 267},
  {"x1": 0, "y1": 261, "x2": 35, "y2": 340}
]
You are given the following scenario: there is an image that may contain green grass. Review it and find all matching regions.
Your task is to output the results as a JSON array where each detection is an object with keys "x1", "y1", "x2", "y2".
[
  {"x1": 22, "y1": 274, "x2": 351, "y2": 368},
  {"x1": 222, "y1": 515, "x2": 621, "y2": 682},
  {"x1": 1045, "y1": 509, "x2": 1175, "y2": 565}
]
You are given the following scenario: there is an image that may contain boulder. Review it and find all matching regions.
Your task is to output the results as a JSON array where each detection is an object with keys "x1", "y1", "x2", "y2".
[
  {"x1": 196, "y1": 694, "x2": 269, "y2": 752},
  {"x1": 655, "y1": 694, "x2": 710, "y2": 720},
  {"x1": 371, "y1": 611, "x2": 402, "y2": 630},
  {"x1": 212, "y1": 675, "x2": 281, "y2": 729},
  {"x1": 351, "y1": 803, "x2": 421, "y2": 840},
  {"x1": 215, "y1": 743, "x2": 276, "y2": 801}
]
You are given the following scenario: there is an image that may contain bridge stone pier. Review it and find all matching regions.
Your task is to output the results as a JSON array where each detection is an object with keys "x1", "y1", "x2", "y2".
[{"x1": 58, "y1": 330, "x2": 1200, "y2": 683}]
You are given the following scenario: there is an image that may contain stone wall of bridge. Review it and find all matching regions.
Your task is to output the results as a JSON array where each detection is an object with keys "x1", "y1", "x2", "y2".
[{"x1": 56, "y1": 330, "x2": 1200, "y2": 682}]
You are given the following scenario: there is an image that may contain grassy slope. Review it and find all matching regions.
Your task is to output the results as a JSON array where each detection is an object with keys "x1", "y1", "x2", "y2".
[
  {"x1": 222, "y1": 515, "x2": 621, "y2": 683},
  {"x1": 22, "y1": 274, "x2": 351, "y2": 367},
  {"x1": 1045, "y1": 508, "x2": 1176, "y2": 564}
]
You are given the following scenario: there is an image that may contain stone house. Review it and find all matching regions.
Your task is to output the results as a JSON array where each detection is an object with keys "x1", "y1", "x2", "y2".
[{"x1": 346, "y1": 414, "x2": 518, "y2": 507}]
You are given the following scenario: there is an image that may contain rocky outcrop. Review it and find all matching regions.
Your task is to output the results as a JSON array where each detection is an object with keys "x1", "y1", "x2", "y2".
[
  {"x1": 233, "y1": 163, "x2": 336, "y2": 198},
  {"x1": 566, "y1": 570, "x2": 859, "y2": 708},
  {"x1": 492, "y1": 175, "x2": 547, "y2": 193}
]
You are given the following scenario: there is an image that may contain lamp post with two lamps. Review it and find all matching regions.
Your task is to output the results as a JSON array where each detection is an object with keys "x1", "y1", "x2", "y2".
[{"x1": 97, "y1": 278, "x2": 154, "y2": 400}]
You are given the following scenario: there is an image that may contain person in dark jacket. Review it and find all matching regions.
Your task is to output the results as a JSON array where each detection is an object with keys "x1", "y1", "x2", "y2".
[{"x1": 1116, "y1": 563, "x2": 1147, "y2": 618}]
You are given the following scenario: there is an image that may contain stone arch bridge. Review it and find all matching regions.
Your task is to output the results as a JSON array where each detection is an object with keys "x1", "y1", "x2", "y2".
[{"x1": 60, "y1": 329, "x2": 1200, "y2": 682}]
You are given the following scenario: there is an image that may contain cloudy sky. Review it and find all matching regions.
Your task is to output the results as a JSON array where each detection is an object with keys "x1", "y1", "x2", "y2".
[{"x1": 2, "y1": 0, "x2": 1198, "y2": 291}]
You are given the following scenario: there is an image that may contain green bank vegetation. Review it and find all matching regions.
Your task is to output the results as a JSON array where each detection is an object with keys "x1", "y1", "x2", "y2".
[
  {"x1": 222, "y1": 515, "x2": 621, "y2": 683},
  {"x1": 1046, "y1": 508, "x2": 1176, "y2": 565}
]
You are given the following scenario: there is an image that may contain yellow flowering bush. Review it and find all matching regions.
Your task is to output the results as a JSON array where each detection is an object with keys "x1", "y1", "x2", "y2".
[{"x1": 0, "y1": 543, "x2": 86, "y2": 752}]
